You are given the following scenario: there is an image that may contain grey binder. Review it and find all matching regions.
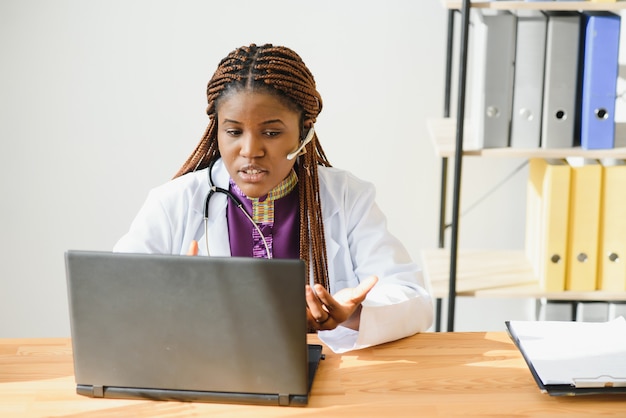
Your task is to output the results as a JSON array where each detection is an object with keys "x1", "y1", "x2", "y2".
[
  {"x1": 541, "y1": 12, "x2": 581, "y2": 149},
  {"x1": 510, "y1": 10, "x2": 547, "y2": 149},
  {"x1": 65, "y1": 250, "x2": 323, "y2": 407},
  {"x1": 470, "y1": 10, "x2": 517, "y2": 149}
]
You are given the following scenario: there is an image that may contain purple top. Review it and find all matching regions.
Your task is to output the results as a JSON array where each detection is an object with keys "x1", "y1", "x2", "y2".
[{"x1": 226, "y1": 180, "x2": 300, "y2": 259}]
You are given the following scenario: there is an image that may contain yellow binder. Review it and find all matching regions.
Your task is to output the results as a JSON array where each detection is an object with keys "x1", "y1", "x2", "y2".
[
  {"x1": 565, "y1": 158, "x2": 602, "y2": 291},
  {"x1": 525, "y1": 159, "x2": 545, "y2": 278},
  {"x1": 526, "y1": 159, "x2": 571, "y2": 291},
  {"x1": 598, "y1": 159, "x2": 626, "y2": 291},
  {"x1": 539, "y1": 159, "x2": 571, "y2": 292}
]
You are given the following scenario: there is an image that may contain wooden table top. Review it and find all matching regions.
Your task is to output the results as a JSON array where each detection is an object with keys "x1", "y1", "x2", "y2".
[{"x1": 1, "y1": 332, "x2": 625, "y2": 417}]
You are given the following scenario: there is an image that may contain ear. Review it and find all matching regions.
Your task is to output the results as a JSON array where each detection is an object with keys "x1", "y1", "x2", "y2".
[
  {"x1": 287, "y1": 123, "x2": 315, "y2": 161},
  {"x1": 303, "y1": 119, "x2": 314, "y2": 129},
  {"x1": 302, "y1": 119, "x2": 314, "y2": 138}
]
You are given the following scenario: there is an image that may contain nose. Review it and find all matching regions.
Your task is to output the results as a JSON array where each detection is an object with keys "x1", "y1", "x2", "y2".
[{"x1": 239, "y1": 133, "x2": 264, "y2": 159}]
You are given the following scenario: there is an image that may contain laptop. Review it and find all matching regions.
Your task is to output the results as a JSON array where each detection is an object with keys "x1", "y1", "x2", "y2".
[{"x1": 64, "y1": 250, "x2": 323, "y2": 406}]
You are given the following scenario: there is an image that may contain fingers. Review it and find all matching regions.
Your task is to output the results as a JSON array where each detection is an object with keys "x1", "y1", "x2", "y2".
[
  {"x1": 306, "y1": 285, "x2": 329, "y2": 317},
  {"x1": 306, "y1": 276, "x2": 379, "y2": 331},
  {"x1": 353, "y1": 275, "x2": 379, "y2": 299},
  {"x1": 305, "y1": 285, "x2": 332, "y2": 330},
  {"x1": 186, "y1": 240, "x2": 199, "y2": 256},
  {"x1": 314, "y1": 275, "x2": 378, "y2": 307}
]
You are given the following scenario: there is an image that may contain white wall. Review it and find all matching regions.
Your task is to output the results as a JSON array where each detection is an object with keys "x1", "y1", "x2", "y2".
[{"x1": 0, "y1": 0, "x2": 538, "y2": 337}]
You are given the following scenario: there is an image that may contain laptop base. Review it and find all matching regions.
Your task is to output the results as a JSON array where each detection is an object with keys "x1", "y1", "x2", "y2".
[{"x1": 76, "y1": 344, "x2": 324, "y2": 407}]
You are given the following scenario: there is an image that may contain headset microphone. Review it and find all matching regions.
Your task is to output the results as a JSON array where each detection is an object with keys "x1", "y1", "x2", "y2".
[{"x1": 287, "y1": 126, "x2": 315, "y2": 160}]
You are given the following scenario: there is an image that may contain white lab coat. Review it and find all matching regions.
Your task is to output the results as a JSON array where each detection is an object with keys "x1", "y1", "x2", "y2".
[{"x1": 114, "y1": 160, "x2": 434, "y2": 352}]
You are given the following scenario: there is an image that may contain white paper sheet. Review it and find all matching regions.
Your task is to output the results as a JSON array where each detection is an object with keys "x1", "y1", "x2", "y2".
[{"x1": 507, "y1": 316, "x2": 626, "y2": 387}]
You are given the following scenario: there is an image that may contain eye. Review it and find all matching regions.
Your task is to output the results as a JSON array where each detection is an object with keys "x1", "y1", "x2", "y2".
[
  {"x1": 263, "y1": 130, "x2": 281, "y2": 138},
  {"x1": 225, "y1": 129, "x2": 242, "y2": 137}
]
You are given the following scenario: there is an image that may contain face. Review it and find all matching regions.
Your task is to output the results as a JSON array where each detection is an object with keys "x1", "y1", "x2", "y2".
[{"x1": 216, "y1": 90, "x2": 305, "y2": 198}]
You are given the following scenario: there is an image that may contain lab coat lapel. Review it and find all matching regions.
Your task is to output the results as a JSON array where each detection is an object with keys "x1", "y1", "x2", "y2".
[
  {"x1": 320, "y1": 180, "x2": 341, "y2": 264},
  {"x1": 192, "y1": 161, "x2": 231, "y2": 257}
]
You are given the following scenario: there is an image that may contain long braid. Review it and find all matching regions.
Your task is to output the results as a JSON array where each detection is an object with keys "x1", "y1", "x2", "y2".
[
  {"x1": 174, "y1": 44, "x2": 333, "y2": 291},
  {"x1": 297, "y1": 138, "x2": 331, "y2": 291}
]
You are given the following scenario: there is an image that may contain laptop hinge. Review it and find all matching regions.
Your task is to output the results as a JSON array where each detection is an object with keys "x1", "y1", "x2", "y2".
[
  {"x1": 278, "y1": 394, "x2": 290, "y2": 406},
  {"x1": 93, "y1": 385, "x2": 105, "y2": 398}
]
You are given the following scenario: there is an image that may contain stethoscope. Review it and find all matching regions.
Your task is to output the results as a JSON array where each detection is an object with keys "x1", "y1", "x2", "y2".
[
  {"x1": 201, "y1": 126, "x2": 315, "y2": 259},
  {"x1": 203, "y1": 159, "x2": 272, "y2": 259}
]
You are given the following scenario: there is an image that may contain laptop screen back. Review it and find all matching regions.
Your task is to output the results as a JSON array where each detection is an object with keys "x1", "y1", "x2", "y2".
[{"x1": 65, "y1": 250, "x2": 312, "y2": 404}]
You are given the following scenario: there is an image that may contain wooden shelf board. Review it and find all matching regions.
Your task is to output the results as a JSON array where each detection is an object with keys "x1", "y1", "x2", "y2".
[
  {"x1": 421, "y1": 248, "x2": 626, "y2": 301},
  {"x1": 473, "y1": 284, "x2": 626, "y2": 301},
  {"x1": 422, "y1": 248, "x2": 538, "y2": 297},
  {"x1": 427, "y1": 118, "x2": 626, "y2": 158},
  {"x1": 442, "y1": 1, "x2": 626, "y2": 11}
]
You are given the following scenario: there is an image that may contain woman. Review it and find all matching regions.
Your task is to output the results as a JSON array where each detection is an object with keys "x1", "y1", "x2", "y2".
[{"x1": 114, "y1": 44, "x2": 433, "y2": 353}]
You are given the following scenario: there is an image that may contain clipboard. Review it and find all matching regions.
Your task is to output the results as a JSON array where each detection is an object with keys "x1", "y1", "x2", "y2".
[{"x1": 506, "y1": 317, "x2": 626, "y2": 396}]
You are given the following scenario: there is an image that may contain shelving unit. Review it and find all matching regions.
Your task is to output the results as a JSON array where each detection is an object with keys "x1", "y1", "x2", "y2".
[{"x1": 430, "y1": 1, "x2": 626, "y2": 331}]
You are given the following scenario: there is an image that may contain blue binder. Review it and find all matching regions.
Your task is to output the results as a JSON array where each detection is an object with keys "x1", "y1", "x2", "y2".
[{"x1": 580, "y1": 12, "x2": 621, "y2": 150}]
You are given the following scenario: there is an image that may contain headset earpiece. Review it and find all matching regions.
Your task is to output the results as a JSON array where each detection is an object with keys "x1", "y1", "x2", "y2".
[{"x1": 287, "y1": 126, "x2": 315, "y2": 160}]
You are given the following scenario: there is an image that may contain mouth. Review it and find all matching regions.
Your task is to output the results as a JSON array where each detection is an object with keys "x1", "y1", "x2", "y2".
[
  {"x1": 238, "y1": 165, "x2": 267, "y2": 182},
  {"x1": 241, "y1": 168, "x2": 263, "y2": 175}
]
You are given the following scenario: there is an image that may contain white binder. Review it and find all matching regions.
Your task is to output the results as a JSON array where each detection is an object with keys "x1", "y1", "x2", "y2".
[
  {"x1": 541, "y1": 12, "x2": 581, "y2": 149},
  {"x1": 470, "y1": 10, "x2": 517, "y2": 149},
  {"x1": 510, "y1": 11, "x2": 547, "y2": 149}
]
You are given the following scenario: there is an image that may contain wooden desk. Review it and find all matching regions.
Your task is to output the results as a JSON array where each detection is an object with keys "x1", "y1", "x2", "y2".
[{"x1": 1, "y1": 333, "x2": 625, "y2": 417}]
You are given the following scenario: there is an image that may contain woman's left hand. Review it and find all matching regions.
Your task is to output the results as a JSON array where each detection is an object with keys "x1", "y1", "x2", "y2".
[{"x1": 306, "y1": 275, "x2": 378, "y2": 331}]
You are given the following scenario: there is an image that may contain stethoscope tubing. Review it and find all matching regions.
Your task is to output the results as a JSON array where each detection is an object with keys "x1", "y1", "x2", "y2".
[{"x1": 203, "y1": 160, "x2": 272, "y2": 258}]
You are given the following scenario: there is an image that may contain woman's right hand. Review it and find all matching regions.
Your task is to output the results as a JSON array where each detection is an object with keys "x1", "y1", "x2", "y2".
[{"x1": 187, "y1": 240, "x2": 199, "y2": 256}]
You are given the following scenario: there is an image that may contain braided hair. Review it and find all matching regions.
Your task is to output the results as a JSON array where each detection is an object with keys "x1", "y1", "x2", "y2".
[{"x1": 174, "y1": 44, "x2": 332, "y2": 291}]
